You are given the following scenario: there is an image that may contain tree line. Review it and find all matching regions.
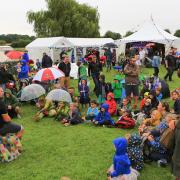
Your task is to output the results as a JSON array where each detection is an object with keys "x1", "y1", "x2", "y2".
[{"x1": 0, "y1": 34, "x2": 35, "y2": 47}]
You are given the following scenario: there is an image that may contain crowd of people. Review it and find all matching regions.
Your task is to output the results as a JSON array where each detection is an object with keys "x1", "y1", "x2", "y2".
[{"x1": 0, "y1": 48, "x2": 180, "y2": 180}]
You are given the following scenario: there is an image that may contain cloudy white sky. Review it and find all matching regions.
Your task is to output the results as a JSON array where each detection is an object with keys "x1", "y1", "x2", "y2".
[{"x1": 0, "y1": 0, "x2": 180, "y2": 36}]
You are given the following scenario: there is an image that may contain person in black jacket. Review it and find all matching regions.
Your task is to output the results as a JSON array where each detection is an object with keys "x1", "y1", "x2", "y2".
[
  {"x1": 41, "y1": 53, "x2": 53, "y2": 68},
  {"x1": 88, "y1": 55, "x2": 100, "y2": 94},
  {"x1": 58, "y1": 55, "x2": 71, "y2": 89},
  {"x1": 0, "y1": 65, "x2": 14, "y2": 91},
  {"x1": 164, "y1": 52, "x2": 176, "y2": 81}
]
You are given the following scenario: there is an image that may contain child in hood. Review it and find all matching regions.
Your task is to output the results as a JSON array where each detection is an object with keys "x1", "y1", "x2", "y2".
[
  {"x1": 86, "y1": 100, "x2": 99, "y2": 121},
  {"x1": 141, "y1": 98, "x2": 152, "y2": 118},
  {"x1": 18, "y1": 60, "x2": 29, "y2": 80},
  {"x1": 78, "y1": 79, "x2": 90, "y2": 109},
  {"x1": 4, "y1": 89, "x2": 21, "y2": 119},
  {"x1": 112, "y1": 75, "x2": 122, "y2": 104},
  {"x1": 107, "y1": 137, "x2": 139, "y2": 180},
  {"x1": 139, "y1": 92, "x2": 149, "y2": 110},
  {"x1": 106, "y1": 93, "x2": 117, "y2": 116},
  {"x1": 93, "y1": 103, "x2": 115, "y2": 126}
]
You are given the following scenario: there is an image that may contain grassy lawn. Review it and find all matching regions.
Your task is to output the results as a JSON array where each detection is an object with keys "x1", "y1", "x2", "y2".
[{"x1": 0, "y1": 66, "x2": 178, "y2": 180}]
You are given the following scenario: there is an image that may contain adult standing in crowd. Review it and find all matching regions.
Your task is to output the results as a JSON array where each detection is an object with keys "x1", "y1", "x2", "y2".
[
  {"x1": 124, "y1": 57, "x2": 140, "y2": 109},
  {"x1": 152, "y1": 51, "x2": 161, "y2": 77},
  {"x1": 88, "y1": 55, "x2": 100, "y2": 96},
  {"x1": 164, "y1": 51, "x2": 176, "y2": 81},
  {"x1": 58, "y1": 55, "x2": 71, "y2": 89},
  {"x1": 0, "y1": 87, "x2": 24, "y2": 138},
  {"x1": 41, "y1": 53, "x2": 53, "y2": 68}
]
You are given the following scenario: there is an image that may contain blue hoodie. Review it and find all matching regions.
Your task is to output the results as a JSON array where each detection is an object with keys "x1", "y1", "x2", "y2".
[
  {"x1": 95, "y1": 104, "x2": 115, "y2": 125},
  {"x1": 111, "y1": 138, "x2": 131, "y2": 178},
  {"x1": 18, "y1": 60, "x2": 29, "y2": 79},
  {"x1": 23, "y1": 52, "x2": 29, "y2": 63}
]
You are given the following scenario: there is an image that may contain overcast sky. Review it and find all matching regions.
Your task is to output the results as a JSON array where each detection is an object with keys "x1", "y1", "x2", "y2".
[{"x1": 0, "y1": 0, "x2": 180, "y2": 36}]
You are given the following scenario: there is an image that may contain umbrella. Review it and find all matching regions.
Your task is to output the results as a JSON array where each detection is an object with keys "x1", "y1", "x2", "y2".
[
  {"x1": 21, "y1": 84, "x2": 45, "y2": 101},
  {"x1": 103, "y1": 43, "x2": 118, "y2": 48},
  {"x1": 46, "y1": 89, "x2": 72, "y2": 103},
  {"x1": 6, "y1": 51, "x2": 23, "y2": 59},
  {"x1": 33, "y1": 67, "x2": 65, "y2": 82}
]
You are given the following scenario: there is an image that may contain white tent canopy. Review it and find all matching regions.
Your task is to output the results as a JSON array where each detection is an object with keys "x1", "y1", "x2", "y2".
[
  {"x1": 26, "y1": 37, "x2": 73, "y2": 62},
  {"x1": 116, "y1": 20, "x2": 180, "y2": 54},
  {"x1": 67, "y1": 38, "x2": 114, "y2": 47},
  {"x1": 26, "y1": 37, "x2": 114, "y2": 62}
]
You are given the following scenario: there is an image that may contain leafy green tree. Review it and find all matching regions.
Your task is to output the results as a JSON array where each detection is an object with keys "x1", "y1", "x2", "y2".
[
  {"x1": 124, "y1": 31, "x2": 134, "y2": 37},
  {"x1": 27, "y1": 0, "x2": 100, "y2": 37},
  {"x1": 104, "y1": 31, "x2": 121, "y2": 40},
  {"x1": 164, "y1": 29, "x2": 171, "y2": 34},
  {"x1": 0, "y1": 40, "x2": 6, "y2": 45},
  {"x1": 174, "y1": 29, "x2": 180, "y2": 37}
]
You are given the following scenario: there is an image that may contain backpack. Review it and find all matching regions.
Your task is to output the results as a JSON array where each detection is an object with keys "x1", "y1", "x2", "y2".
[{"x1": 116, "y1": 116, "x2": 136, "y2": 129}]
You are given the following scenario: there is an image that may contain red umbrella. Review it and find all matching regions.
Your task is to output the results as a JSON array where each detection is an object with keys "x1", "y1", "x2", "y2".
[
  {"x1": 6, "y1": 51, "x2": 23, "y2": 59},
  {"x1": 33, "y1": 68, "x2": 65, "y2": 82}
]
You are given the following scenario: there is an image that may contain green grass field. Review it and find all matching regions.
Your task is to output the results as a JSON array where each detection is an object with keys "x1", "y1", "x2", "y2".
[{"x1": 0, "y1": 66, "x2": 179, "y2": 180}]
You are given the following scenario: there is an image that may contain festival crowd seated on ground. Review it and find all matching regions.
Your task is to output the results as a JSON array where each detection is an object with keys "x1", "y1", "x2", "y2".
[{"x1": 0, "y1": 48, "x2": 180, "y2": 180}]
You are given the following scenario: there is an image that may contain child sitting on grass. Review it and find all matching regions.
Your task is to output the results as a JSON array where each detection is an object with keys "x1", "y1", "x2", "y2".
[
  {"x1": 105, "y1": 93, "x2": 117, "y2": 116},
  {"x1": 107, "y1": 137, "x2": 139, "y2": 180},
  {"x1": 62, "y1": 103, "x2": 83, "y2": 126},
  {"x1": 86, "y1": 100, "x2": 99, "y2": 121},
  {"x1": 139, "y1": 92, "x2": 149, "y2": 110},
  {"x1": 93, "y1": 103, "x2": 115, "y2": 127},
  {"x1": 156, "y1": 88, "x2": 163, "y2": 101}
]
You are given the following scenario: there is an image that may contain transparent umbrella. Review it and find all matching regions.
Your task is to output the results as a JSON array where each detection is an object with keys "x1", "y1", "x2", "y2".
[
  {"x1": 21, "y1": 84, "x2": 46, "y2": 101},
  {"x1": 46, "y1": 89, "x2": 72, "y2": 103}
]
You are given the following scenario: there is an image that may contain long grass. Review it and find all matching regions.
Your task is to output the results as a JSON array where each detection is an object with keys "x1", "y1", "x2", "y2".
[{"x1": 0, "y1": 66, "x2": 178, "y2": 180}]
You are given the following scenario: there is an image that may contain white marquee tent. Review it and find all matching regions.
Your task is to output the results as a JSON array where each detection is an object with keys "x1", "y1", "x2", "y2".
[
  {"x1": 26, "y1": 37, "x2": 114, "y2": 62},
  {"x1": 116, "y1": 20, "x2": 180, "y2": 54},
  {"x1": 26, "y1": 37, "x2": 73, "y2": 62}
]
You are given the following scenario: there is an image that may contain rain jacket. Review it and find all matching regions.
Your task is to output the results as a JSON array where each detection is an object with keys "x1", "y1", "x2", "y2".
[
  {"x1": 95, "y1": 104, "x2": 115, "y2": 125},
  {"x1": 22, "y1": 52, "x2": 29, "y2": 63},
  {"x1": 18, "y1": 60, "x2": 29, "y2": 79},
  {"x1": 105, "y1": 93, "x2": 117, "y2": 115},
  {"x1": 112, "y1": 75, "x2": 122, "y2": 99},
  {"x1": 127, "y1": 134, "x2": 144, "y2": 171},
  {"x1": 111, "y1": 138, "x2": 131, "y2": 178},
  {"x1": 4, "y1": 89, "x2": 19, "y2": 108},
  {"x1": 78, "y1": 65, "x2": 87, "y2": 80},
  {"x1": 86, "y1": 107, "x2": 99, "y2": 117}
]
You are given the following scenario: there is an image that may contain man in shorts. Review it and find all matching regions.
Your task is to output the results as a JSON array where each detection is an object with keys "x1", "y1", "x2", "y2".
[
  {"x1": 0, "y1": 87, "x2": 24, "y2": 138},
  {"x1": 124, "y1": 57, "x2": 140, "y2": 109}
]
